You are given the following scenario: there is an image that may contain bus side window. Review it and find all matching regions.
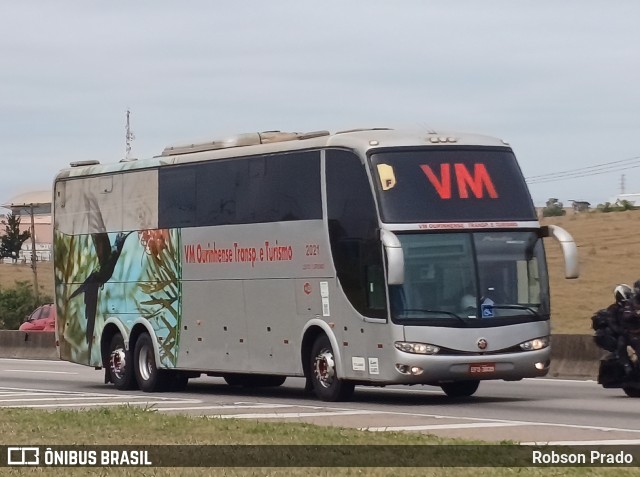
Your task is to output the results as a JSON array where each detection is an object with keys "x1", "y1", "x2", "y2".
[
  {"x1": 158, "y1": 165, "x2": 197, "y2": 228},
  {"x1": 326, "y1": 149, "x2": 387, "y2": 319}
]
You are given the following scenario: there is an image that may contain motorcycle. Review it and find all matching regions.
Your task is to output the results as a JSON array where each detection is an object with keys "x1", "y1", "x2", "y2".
[{"x1": 592, "y1": 308, "x2": 640, "y2": 397}]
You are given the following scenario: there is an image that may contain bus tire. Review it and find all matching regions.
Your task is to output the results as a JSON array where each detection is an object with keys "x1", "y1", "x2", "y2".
[
  {"x1": 108, "y1": 333, "x2": 137, "y2": 390},
  {"x1": 134, "y1": 333, "x2": 165, "y2": 392},
  {"x1": 440, "y1": 380, "x2": 480, "y2": 397},
  {"x1": 310, "y1": 334, "x2": 354, "y2": 402}
]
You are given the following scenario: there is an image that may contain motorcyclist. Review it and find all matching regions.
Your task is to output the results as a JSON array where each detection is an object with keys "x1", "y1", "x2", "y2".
[
  {"x1": 615, "y1": 281, "x2": 640, "y2": 375},
  {"x1": 592, "y1": 284, "x2": 632, "y2": 352},
  {"x1": 608, "y1": 285, "x2": 633, "y2": 331}
]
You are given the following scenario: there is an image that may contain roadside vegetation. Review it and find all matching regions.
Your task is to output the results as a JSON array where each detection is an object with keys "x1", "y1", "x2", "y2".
[
  {"x1": 542, "y1": 208, "x2": 640, "y2": 333},
  {"x1": 0, "y1": 279, "x2": 52, "y2": 329}
]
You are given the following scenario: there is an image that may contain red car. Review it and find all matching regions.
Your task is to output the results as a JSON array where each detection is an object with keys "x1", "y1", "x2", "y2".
[{"x1": 19, "y1": 304, "x2": 56, "y2": 332}]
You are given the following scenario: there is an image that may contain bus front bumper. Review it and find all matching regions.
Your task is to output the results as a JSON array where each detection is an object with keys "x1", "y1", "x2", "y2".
[{"x1": 388, "y1": 347, "x2": 551, "y2": 384}]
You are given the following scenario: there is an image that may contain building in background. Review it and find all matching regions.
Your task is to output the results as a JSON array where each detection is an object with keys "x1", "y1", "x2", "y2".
[
  {"x1": 609, "y1": 193, "x2": 640, "y2": 206},
  {"x1": 1, "y1": 190, "x2": 52, "y2": 262}
]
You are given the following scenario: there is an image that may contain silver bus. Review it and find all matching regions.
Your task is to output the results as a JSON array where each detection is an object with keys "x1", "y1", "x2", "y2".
[{"x1": 53, "y1": 128, "x2": 579, "y2": 401}]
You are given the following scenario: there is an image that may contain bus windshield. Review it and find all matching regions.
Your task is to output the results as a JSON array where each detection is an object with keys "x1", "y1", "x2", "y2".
[
  {"x1": 370, "y1": 147, "x2": 537, "y2": 223},
  {"x1": 389, "y1": 231, "x2": 550, "y2": 326}
]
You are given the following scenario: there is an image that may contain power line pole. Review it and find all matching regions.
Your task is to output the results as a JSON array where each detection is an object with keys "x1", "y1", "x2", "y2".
[
  {"x1": 620, "y1": 174, "x2": 626, "y2": 195},
  {"x1": 125, "y1": 109, "x2": 135, "y2": 160},
  {"x1": 29, "y1": 203, "x2": 39, "y2": 302}
]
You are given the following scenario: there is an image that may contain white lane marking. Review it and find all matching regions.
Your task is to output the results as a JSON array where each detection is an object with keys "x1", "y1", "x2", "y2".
[
  {"x1": 296, "y1": 404, "x2": 640, "y2": 435},
  {"x1": 0, "y1": 396, "x2": 182, "y2": 403},
  {"x1": 0, "y1": 358, "x2": 66, "y2": 363},
  {"x1": 0, "y1": 392, "x2": 60, "y2": 396},
  {"x1": 212, "y1": 410, "x2": 374, "y2": 419},
  {"x1": 525, "y1": 377, "x2": 597, "y2": 384},
  {"x1": 0, "y1": 386, "x2": 108, "y2": 394},
  {"x1": 364, "y1": 422, "x2": 525, "y2": 431},
  {"x1": 2, "y1": 369, "x2": 77, "y2": 375},
  {"x1": 360, "y1": 412, "x2": 640, "y2": 435},
  {"x1": 0, "y1": 386, "x2": 201, "y2": 402},
  {"x1": 0, "y1": 401, "x2": 180, "y2": 409},
  {"x1": 522, "y1": 439, "x2": 640, "y2": 445},
  {"x1": 158, "y1": 403, "x2": 295, "y2": 411}
]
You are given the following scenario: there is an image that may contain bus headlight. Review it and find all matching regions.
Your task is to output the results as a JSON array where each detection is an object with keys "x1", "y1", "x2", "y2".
[
  {"x1": 519, "y1": 336, "x2": 550, "y2": 351},
  {"x1": 394, "y1": 341, "x2": 440, "y2": 355}
]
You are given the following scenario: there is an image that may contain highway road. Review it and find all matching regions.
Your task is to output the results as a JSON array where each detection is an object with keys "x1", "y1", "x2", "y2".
[{"x1": 2, "y1": 357, "x2": 640, "y2": 445}]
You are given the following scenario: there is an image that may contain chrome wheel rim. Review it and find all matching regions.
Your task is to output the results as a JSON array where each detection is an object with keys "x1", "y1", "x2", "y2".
[
  {"x1": 109, "y1": 348, "x2": 126, "y2": 381},
  {"x1": 138, "y1": 344, "x2": 153, "y2": 381},
  {"x1": 313, "y1": 348, "x2": 335, "y2": 388}
]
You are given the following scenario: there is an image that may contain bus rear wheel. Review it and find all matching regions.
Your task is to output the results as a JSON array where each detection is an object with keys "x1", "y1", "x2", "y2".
[
  {"x1": 108, "y1": 333, "x2": 136, "y2": 390},
  {"x1": 310, "y1": 335, "x2": 354, "y2": 402},
  {"x1": 134, "y1": 333, "x2": 166, "y2": 392},
  {"x1": 440, "y1": 380, "x2": 480, "y2": 397}
]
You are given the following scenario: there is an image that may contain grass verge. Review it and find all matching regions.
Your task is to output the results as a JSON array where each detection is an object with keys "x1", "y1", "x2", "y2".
[{"x1": 0, "y1": 406, "x2": 637, "y2": 476}]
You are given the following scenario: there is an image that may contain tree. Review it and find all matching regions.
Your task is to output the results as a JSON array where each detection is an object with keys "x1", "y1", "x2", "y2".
[
  {"x1": 617, "y1": 199, "x2": 636, "y2": 211},
  {"x1": 0, "y1": 212, "x2": 30, "y2": 262},
  {"x1": 597, "y1": 202, "x2": 614, "y2": 213},
  {"x1": 542, "y1": 198, "x2": 566, "y2": 217}
]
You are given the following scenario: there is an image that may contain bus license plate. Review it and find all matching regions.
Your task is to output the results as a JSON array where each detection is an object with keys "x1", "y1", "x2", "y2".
[{"x1": 469, "y1": 363, "x2": 495, "y2": 374}]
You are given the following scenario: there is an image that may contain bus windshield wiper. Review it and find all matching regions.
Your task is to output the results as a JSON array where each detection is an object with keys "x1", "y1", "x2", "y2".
[
  {"x1": 487, "y1": 304, "x2": 541, "y2": 317},
  {"x1": 397, "y1": 309, "x2": 468, "y2": 325}
]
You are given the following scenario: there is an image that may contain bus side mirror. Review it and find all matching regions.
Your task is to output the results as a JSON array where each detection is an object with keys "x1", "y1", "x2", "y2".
[
  {"x1": 541, "y1": 225, "x2": 580, "y2": 279},
  {"x1": 381, "y1": 229, "x2": 404, "y2": 285}
]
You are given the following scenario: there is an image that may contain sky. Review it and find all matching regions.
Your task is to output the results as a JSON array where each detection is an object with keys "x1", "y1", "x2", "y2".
[{"x1": 1, "y1": 1, "x2": 639, "y2": 209}]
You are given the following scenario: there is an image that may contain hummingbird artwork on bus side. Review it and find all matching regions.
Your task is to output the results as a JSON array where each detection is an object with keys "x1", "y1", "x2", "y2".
[{"x1": 68, "y1": 198, "x2": 131, "y2": 362}]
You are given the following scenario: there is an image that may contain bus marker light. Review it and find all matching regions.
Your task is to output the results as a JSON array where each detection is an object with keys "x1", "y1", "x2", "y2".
[
  {"x1": 395, "y1": 364, "x2": 410, "y2": 375},
  {"x1": 395, "y1": 364, "x2": 424, "y2": 376}
]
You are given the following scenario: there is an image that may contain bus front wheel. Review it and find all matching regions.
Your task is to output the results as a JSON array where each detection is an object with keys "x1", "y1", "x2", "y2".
[
  {"x1": 440, "y1": 380, "x2": 480, "y2": 397},
  {"x1": 108, "y1": 333, "x2": 136, "y2": 390},
  {"x1": 310, "y1": 335, "x2": 354, "y2": 402}
]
